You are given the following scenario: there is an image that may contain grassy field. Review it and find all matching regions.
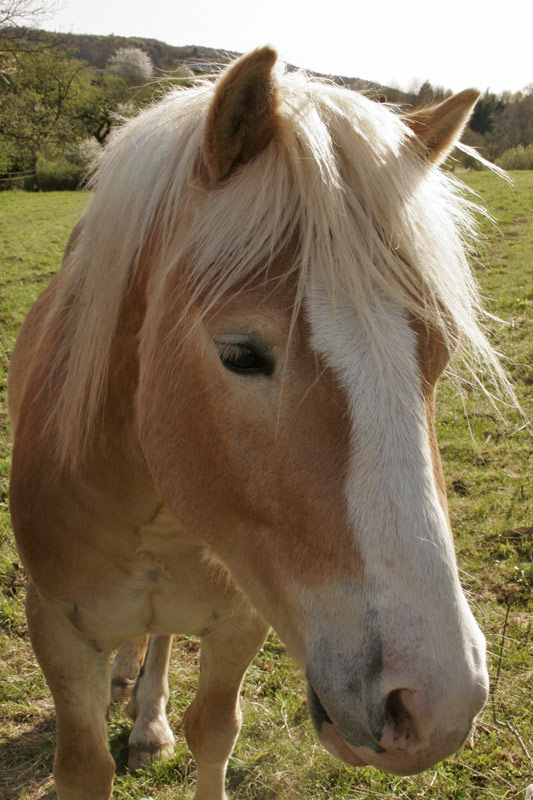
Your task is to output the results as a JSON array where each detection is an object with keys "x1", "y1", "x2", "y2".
[{"x1": 0, "y1": 174, "x2": 532, "y2": 800}]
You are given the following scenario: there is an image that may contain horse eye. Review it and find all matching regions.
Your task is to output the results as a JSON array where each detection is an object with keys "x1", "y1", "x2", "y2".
[
  {"x1": 215, "y1": 337, "x2": 274, "y2": 376},
  {"x1": 220, "y1": 344, "x2": 260, "y2": 372}
]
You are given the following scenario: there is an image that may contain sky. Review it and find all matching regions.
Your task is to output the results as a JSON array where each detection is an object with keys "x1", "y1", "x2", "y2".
[{"x1": 42, "y1": 0, "x2": 532, "y2": 95}]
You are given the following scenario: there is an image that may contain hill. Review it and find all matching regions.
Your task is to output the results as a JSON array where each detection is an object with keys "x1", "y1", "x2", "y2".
[{"x1": 5, "y1": 28, "x2": 400, "y2": 98}]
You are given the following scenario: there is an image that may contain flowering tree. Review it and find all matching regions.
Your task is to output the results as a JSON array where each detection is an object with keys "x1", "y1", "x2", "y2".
[{"x1": 106, "y1": 47, "x2": 154, "y2": 85}]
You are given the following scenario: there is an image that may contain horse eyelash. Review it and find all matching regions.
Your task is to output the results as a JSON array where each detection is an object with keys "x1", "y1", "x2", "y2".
[
  {"x1": 217, "y1": 342, "x2": 275, "y2": 376},
  {"x1": 219, "y1": 343, "x2": 251, "y2": 362}
]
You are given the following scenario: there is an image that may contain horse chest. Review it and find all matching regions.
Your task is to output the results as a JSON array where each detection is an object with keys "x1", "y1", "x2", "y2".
[{"x1": 74, "y1": 507, "x2": 243, "y2": 647}]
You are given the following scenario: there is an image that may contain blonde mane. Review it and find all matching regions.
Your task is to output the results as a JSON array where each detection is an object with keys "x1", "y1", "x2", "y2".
[{"x1": 49, "y1": 65, "x2": 513, "y2": 465}]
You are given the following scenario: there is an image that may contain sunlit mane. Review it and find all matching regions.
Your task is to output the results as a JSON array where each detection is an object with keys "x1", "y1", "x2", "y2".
[{"x1": 48, "y1": 65, "x2": 513, "y2": 465}]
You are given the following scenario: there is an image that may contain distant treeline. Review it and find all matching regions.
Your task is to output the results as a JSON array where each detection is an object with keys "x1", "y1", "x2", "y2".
[
  {"x1": 384, "y1": 81, "x2": 533, "y2": 169},
  {"x1": 1, "y1": 28, "x2": 532, "y2": 190}
]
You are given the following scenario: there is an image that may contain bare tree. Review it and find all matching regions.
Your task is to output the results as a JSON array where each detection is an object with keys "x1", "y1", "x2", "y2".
[
  {"x1": 0, "y1": 0, "x2": 57, "y2": 30},
  {"x1": 0, "y1": 0, "x2": 60, "y2": 67}
]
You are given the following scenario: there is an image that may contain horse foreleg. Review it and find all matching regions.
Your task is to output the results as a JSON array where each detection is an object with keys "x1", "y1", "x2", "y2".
[
  {"x1": 126, "y1": 634, "x2": 175, "y2": 770},
  {"x1": 110, "y1": 633, "x2": 150, "y2": 702},
  {"x1": 184, "y1": 611, "x2": 269, "y2": 800},
  {"x1": 26, "y1": 581, "x2": 115, "y2": 800}
]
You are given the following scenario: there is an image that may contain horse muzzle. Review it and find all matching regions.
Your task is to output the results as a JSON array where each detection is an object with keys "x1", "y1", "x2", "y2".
[{"x1": 307, "y1": 675, "x2": 488, "y2": 775}]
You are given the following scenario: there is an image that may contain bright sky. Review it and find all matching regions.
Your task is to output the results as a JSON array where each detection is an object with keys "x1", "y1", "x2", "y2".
[{"x1": 44, "y1": 0, "x2": 532, "y2": 95}]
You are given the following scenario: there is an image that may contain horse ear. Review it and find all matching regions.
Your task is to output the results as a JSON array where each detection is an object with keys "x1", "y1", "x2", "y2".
[
  {"x1": 203, "y1": 47, "x2": 280, "y2": 182},
  {"x1": 403, "y1": 89, "x2": 480, "y2": 165}
]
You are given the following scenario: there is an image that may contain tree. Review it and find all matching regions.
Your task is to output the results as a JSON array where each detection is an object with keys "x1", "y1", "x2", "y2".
[
  {"x1": 0, "y1": 0, "x2": 58, "y2": 61},
  {"x1": 0, "y1": 49, "x2": 115, "y2": 173},
  {"x1": 0, "y1": 38, "x2": 163, "y2": 184},
  {"x1": 106, "y1": 46, "x2": 154, "y2": 85},
  {"x1": 484, "y1": 89, "x2": 533, "y2": 160},
  {"x1": 0, "y1": 0, "x2": 55, "y2": 29},
  {"x1": 417, "y1": 80, "x2": 434, "y2": 107},
  {"x1": 469, "y1": 91, "x2": 505, "y2": 135}
]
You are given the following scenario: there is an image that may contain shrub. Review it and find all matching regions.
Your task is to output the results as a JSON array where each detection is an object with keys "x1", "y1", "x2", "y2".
[
  {"x1": 64, "y1": 138, "x2": 102, "y2": 168},
  {"x1": 26, "y1": 158, "x2": 88, "y2": 191},
  {"x1": 496, "y1": 143, "x2": 533, "y2": 170}
]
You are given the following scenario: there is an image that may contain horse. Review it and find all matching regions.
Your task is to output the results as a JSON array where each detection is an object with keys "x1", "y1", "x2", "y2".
[{"x1": 8, "y1": 47, "x2": 504, "y2": 800}]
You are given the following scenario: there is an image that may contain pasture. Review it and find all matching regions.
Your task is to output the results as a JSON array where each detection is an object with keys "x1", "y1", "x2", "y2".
[{"x1": 0, "y1": 173, "x2": 532, "y2": 799}]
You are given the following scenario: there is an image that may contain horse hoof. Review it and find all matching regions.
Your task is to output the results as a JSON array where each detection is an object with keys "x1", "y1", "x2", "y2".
[{"x1": 128, "y1": 741, "x2": 175, "y2": 771}]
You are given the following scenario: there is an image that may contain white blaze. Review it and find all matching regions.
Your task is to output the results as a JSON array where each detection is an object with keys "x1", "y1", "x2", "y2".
[{"x1": 305, "y1": 282, "x2": 486, "y2": 711}]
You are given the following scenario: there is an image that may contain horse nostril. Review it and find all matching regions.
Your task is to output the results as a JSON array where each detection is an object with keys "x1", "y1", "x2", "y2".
[{"x1": 383, "y1": 689, "x2": 420, "y2": 752}]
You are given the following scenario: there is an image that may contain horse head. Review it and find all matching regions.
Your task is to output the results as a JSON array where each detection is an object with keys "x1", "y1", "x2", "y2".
[{"x1": 130, "y1": 48, "x2": 489, "y2": 774}]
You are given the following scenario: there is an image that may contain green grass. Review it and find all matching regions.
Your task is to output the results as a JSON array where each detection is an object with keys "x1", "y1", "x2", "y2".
[{"x1": 1, "y1": 174, "x2": 532, "y2": 800}]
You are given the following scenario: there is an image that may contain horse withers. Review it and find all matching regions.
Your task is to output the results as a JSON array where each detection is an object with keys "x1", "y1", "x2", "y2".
[{"x1": 10, "y1": 47, "x2": 498, "y2": 799}]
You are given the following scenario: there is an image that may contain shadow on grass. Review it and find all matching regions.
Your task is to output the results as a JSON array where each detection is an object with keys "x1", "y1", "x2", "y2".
[
  {"x1": 108, "y1": 719, "x2": 132, "y2": 775},
  {"x1": 0, "y1": 714, "x2": 55, "y2": 800},
  {"x1": 1, "y1": 714, "x2": 140, "y2": 798},
  {"x1": 1, "y1": 714, "x2": 269, "y2": 799},
  {"x1": 226, "y1": 763, "x2": 279, "y2": 800}
]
